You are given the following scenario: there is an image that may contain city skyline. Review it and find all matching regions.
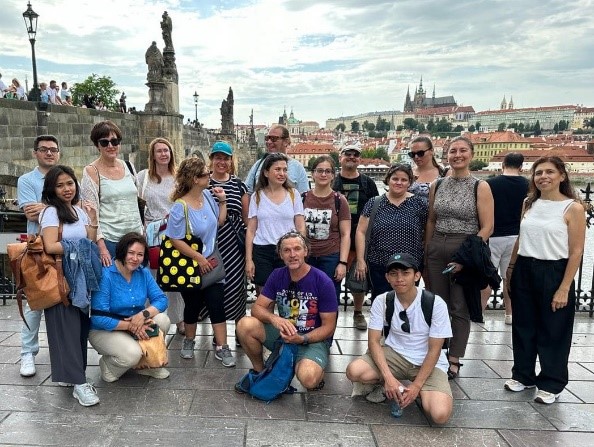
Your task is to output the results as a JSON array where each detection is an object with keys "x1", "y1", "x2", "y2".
[{"x1": 1, "y1": 0, "x2": 593, "y2": 128}]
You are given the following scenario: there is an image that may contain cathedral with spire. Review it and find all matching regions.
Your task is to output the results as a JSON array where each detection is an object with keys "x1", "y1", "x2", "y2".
[{"x1": 403, "y1": 77, "x2": 457, "y2": 112}]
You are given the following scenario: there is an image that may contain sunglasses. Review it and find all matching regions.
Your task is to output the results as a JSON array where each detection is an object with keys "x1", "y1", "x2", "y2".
[
  {"x1": 408, "y1": 149, "x2": 430, "y2": 158},
  {"x1": 265, "y1": 135, "x2": 285, "y2": 142},
  {"x1": 342, "y1": 151, "x2": 360, "y2": 158},
  {"x1": 98, "y1": 138, "x2": 122, "y2": 148},
  {"x1": 399, "y1": 310, "x2": 410, "y2": 333}
]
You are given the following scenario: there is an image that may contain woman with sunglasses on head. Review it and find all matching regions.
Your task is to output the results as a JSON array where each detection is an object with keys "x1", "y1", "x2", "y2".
[
  {"x1": 408, "y1": 136, "x2": 447, "y2": 200},
  {"x1": 136, "y1": 137, "x2": 185, "y2": 335},
  {"x1": 246, "y1": 152, "x2": 306, "y2": 296},
  {"x1": 302, "y1": 156, "x2": 351, "y2": 303},
  {"x1": 81, "y1": 120, "x2": 143, "y2": 266},
  {"x1": 504, "y1": 157, "x2": 585, "y2": 405},
  {"x1": 167, "y1": 157, "x2": 235, "y2": 366},
  {"x1": 425, "y1": 136, "x2": 494, "y2": 380},
  {"x1": 355, "y1": 164, "x2": 428, "y2": 300}
]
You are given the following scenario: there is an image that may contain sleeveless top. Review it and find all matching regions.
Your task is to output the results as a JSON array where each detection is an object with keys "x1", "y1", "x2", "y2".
[
  {"x1": 518, "y1": 199, "x2": 573, "y2": 260},
  {"x1": 434, "y1": 176, "x2": 479, "y2": 234}
]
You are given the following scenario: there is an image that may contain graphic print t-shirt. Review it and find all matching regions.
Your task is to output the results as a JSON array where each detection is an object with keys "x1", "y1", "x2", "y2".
[
  {"x1": 262, "y1": 266, "x2": 338, "y2": 336},
  {"x1": 302, "y1": 191, "x2": 350, "y2": 256}
]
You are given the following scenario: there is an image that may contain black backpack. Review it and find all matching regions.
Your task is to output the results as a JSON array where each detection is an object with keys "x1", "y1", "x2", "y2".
[{"x1": 383, "y1": 290, "x2": 435, "y2": 337}]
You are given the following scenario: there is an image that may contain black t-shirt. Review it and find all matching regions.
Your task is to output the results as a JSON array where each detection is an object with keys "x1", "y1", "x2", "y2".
[{"x1": 486, "y1": 175, "x2": 529, "y2": 237}]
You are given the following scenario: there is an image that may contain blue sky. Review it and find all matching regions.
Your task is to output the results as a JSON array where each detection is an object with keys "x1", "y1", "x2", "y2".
[{"x1": 1, "y1": 0, "x2": 593, "y2": 129}]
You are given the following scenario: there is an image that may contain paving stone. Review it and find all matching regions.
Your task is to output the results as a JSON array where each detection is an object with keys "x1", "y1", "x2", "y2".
[
  {"x1": 147, "y1": 366, "x2": 244, "y2": 390},
  {"x1": 570, "y1": 333, "x2": 594, "y2": 346},
  {"x1": 0, "y1": 383, "x2": 78, "y2": 412},
  {"x1": 532, "y1": 403, "x2": 594, "y2": 431},
  {"x1": 443, "y1": 401, "x2": 556, "y2": 430},
  {"x1": 326, "y1": 353, "x2": 357, "y2": 373},
  {"x1": 569, "y1": 347, "x2": 594, "y2": 362},
  {"x1": 83, "y1": 366, "x2": 150, "y2": 389},
  {"x1": 0, "y1": 345, "x2": 21, "y2": 364},
  {"x1": 0, "y1": 331, "x2": 48, "y2": 347},
  {"x1": 455, "y1": 378, "x2": 581, "y2": 403},
  {"x1": 333, "y1": 327, "x2": 369, "y2": 340},
  {"x1": 499, "y1": 428, "x2": 594, "y2": 446},
  {"x1": 566, "y1": 380, "x2": 594, "y2": 403},
  {"x1": 335, "y1": 339, "x2": 369, "y2": 356},
  {"x1": 372, "y1": 426, "x2": 508, "y2": 447},
  {"x1": 160, "y1": 349, "x2": 209, "y2": 368},
  {"x1": 291, "y1": 371, "x2": 355, "y2": 396},
  {"x1": 0, "y1": 331, "x2": 13, "y2": 343},
  {"x1": 0, "y1": 364, "x2": 51, "y2": 385},
  {"x1": 467, "y1": 331, "x2": 512, "y2": 345},
  {"x1": 114, "y1": 414, "x2": 245, "y2": 447},
  {"x1": 88, "y1": 387, "x2": 194, "y2": 416},
  {"x1": 0, "y1": 411, "x2": 117, "y2": 446},
  {"x1": 463, "y1": 343, "x2": 514, "y2": 360},
  {"x1": 454, "y1": 359, "x2": 500, "y2": 379},
  {"x1": 189, "y1": 389, "x2": 305, "y2": 420},
  {"x1": 246, "y1": 419, "x2": 375, "y2": 447},
  {"x1": 305, "y1": 394, "x2": 429, "y2": 425}
]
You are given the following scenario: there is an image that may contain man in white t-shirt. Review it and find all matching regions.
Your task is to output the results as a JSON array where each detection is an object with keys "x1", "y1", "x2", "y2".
[{"x1": 346, "y1": 253, "x2": 453, "y2": 424}]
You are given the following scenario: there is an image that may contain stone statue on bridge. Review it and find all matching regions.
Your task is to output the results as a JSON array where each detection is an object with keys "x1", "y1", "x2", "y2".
[
  {"x1": 161, "y1": 11, "x2": 173, "y2": 51},
  {"x1": 220, "y1": 87, "x2": 234, "y2": 135},
  {"x1": 145, "y1": 41, "x2": 164, "y2": 82}
]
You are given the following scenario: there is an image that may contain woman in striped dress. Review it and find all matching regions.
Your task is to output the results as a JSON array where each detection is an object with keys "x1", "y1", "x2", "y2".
[{"x1": 208, "y1": 141, "x2": 249, "y2": 335}]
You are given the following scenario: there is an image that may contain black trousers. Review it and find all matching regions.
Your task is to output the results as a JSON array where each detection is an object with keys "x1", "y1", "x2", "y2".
[{"x1": 510, "y1": 256, "x2": 575, "y2": 394}]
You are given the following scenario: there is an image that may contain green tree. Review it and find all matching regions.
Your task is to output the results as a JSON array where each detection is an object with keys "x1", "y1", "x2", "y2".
[
  {"x1": 329, "y1": 151, "x2": 339, "y2": 167},
  {"x1": 375, "y1": 147, "x2": 390, "y2": 161},
  {"x1": 475, "y1": 121, "x2": 481, "y2": 131},
  {"x1": 498, "y1": 122, "x2": 506, "y2": 132},
  {"x1": 360, "y1": 149, "x2": 375, "y2": 159},
  {"x1": 403, "y1": 117, "x2": 419, "y2": 130},
  {"x1": 534, "y1": 120, "x2": 542, "y2": 136},
  {"x1": 517, "y1": 123, "x2": 525, "y2": 133},
  {"x1": 553, "y1": 123, "x2": 559, "y2": 133},
  {"x1": 468, "y1": 124, "x2": 476, "y2": 132},
  {"x1": 454, "y1": 125, "x2": 464, "y2": 132},
  {"x1": 351, "y1": 120, "x2": 360, "y2": 132},
  {"x1": 558, "y1": 120, "x2": 569, "y2": 131},
  {"x1": 71, "y1": 73, "x2": 119, "y2": 110},
  {"x1": 396, "y1": 125, "x2": 404, "y2": 131},
  {"x1": 307, "y1": 157, "x2": 317, "y2": 171},
  {"x1": 507, "y1": 123, "x2": 517, "y2": 131},
  {"x1": 427, "y1": 119, "x2": 435, "y2": 132},
  {"x1": 469, "y1": 160, "x2": 487, "y2": 171},
  {"x1": 376, "y1": 117, "x2": 390, "y2": 132},
  {"x1": 335, "y1": 123, "x2": 346, "y2": 132},
  {"x1": 435, "y1": 118, "x2": 452, "y2": 132},
  {"x1": 417, "y1": 123, "x2": 426, "y2": 133}
]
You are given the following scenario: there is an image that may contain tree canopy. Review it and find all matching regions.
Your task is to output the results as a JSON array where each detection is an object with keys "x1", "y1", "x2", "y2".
[{"x1": 71, "y1": 74, "x2": 119, "y2": 110}]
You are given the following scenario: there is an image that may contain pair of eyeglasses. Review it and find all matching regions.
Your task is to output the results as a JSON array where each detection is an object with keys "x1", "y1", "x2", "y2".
[
  {"x1": 265, "y1": 135, "x2": 285, "y2": 142},
  {"x1": 399, "y1": 310, "x2": 410, "y2": 333},
  {"x1": 36, "y1": 146, "x2": 59, "y2": 153},
  {"x1": 196, "y1": 171, "x2": 211, "y2": 178},
  {"x1": 407, "y1": 149, "x2": 430, "y2": 158},
  {"x1": 313, "y1": 168, "x2": 334, "y2": 175},
  {"x1": 98, "y1": 138, "x2": 122, "y2": 148}
]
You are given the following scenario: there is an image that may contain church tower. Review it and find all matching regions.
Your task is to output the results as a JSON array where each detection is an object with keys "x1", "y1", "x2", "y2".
[
  {"x1": 508, "y1": 96, "x2": 514, "y2": 110},
  {"x1": 500, "y1": 95, "x2": 507, "y2": 110},
  {"x1": 403, "y1": 85, "x2": 413, "y2": 112}
]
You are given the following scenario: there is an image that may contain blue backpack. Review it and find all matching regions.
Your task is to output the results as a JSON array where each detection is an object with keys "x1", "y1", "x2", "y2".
[{"x1": 236, "y1": 338, "x2": 298, "y2": 402}]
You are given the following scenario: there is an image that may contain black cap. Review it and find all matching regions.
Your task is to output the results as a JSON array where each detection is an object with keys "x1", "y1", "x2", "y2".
[{"x1": 385, "y1": 253, "x2": 418, "y2": 272}]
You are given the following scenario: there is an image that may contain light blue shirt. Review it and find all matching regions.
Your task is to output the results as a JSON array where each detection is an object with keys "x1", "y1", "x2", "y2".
[
  {"x1": 90, "y1": 264, "x2": 168, "y2": 331},
  {"x1": 17, "y1": 167, "x2": 45, "y2": 235},
  {"x1": 245, "y1": 156, "x2": 309, "y2": 194}
]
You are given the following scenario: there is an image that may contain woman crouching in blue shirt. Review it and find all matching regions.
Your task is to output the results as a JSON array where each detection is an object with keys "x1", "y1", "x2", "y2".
[{"x1": 89, "y1": 232, "x2": 170, "y2": 382}]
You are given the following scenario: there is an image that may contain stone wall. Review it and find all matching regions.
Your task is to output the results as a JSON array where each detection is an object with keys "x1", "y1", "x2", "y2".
[{"x1": 0, "y1": 99, "x2": 258, "y2": 203}]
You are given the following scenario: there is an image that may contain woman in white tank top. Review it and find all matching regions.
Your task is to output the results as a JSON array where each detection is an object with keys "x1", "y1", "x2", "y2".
[{"x1": 504, "y1": 156, "x2": 586, "y2": 405}]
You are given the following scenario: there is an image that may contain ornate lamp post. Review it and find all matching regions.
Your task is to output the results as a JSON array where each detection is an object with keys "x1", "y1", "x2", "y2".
[
  {"x1": 22, "y1": 2, "x2": 40, "y2": 102},
  {"x1": 193, "y1": 91, "x2": 199, "y2": 127}
]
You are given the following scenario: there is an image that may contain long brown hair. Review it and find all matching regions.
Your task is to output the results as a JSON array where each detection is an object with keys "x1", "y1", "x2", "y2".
[
  {"x1": 148, "y1": 137, "x2": 176, "y2": 183},
  {"x1": 171, "y1": 157, "x2": 206, "y2": 201},
  {"x1": 410, "y1": 135, "x2": 446, "y2": 176},
  {"x1": 525, "y1": 156, "x2": 577, "y2": 211}
]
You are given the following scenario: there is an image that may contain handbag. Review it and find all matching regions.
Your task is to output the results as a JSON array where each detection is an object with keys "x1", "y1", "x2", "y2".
[
  {"x1": 134, "y1": 325, "x2": 169, "y2": 369},
  {"x1": 344, "y1": 196, "x2": 383, "y2": 294},
  {"x1": 7, "y1": 215, "x2": 69, "y2": 329},
  {"x1": 157, "y1": 199, "x2": 225, "y2": 291}
]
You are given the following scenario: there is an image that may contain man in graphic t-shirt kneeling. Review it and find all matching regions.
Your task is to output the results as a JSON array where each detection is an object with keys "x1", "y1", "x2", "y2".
[{"x1": 236, "y1": 231, "x2": 338, "y2": 390}]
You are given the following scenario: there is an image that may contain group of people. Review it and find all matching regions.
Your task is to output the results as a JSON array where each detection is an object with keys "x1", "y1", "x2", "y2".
[
  {"x1": 0, "y1": 73, "x2": 27, "y2": 100},
  {"x1": 16, "y1": 123, "x2": 585, "y2": 419}
]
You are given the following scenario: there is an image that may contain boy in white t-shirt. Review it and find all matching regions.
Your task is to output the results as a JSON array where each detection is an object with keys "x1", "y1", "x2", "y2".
[{"x1": 346, "y1": 252, "x2": 453, "y2": 424}]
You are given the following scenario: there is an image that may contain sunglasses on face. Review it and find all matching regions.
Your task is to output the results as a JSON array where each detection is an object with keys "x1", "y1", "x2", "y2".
[
  {"x1": 408, "y1": 149, "x2": 430, "y2": 158},
  {"x1": 265, "y1": 135, "x2": 284, "y2": 142},
  {"x1": 98, "y1": 138, "x2": 122, "y2": 148},
  {"x1": 343, "y1": 151, "x2": 360, "y2": 158},
  {"x1": 399, "y1": 310, "x2": 410, "y2": 333}
]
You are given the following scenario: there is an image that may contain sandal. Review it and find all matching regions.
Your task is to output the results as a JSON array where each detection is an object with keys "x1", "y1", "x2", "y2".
[{"x1": 447, "y1": 360, "x2": 463, "y2": 380}]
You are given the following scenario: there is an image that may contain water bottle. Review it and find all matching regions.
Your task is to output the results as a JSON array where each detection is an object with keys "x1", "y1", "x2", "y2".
[{"x1": 390, "y1": 386, "x2": 405, "y2": 418}]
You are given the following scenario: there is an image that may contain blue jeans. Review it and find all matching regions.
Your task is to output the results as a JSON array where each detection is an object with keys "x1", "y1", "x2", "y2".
[
  {"x1": 308, "y1": 253, "x2": 341, "y2": 305},
  {"x1": 21, "y1": 303, "x2": 42, "y2": 356}
]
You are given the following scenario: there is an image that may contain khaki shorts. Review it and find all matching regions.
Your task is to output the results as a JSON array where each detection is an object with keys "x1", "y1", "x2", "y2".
[{"x1": 360, "y1": 348, "x2": 452, "y2": 397}]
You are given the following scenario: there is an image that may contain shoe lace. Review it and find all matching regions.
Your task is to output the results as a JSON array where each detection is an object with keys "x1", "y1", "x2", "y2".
[{"x1": 77, "y1": 382, "x2": 97, "y2": 396}]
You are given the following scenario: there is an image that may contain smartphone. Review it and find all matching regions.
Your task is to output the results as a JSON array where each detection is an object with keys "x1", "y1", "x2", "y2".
[
  {"x1": 133, "y1": 323, "x2": 160, "y2": 340},
  {"x1": 208, "y1": 257, "x2": 218, "y2": 268},
  {"x1": 442, "y1": 265, "x2": 456, "y2": 275}
]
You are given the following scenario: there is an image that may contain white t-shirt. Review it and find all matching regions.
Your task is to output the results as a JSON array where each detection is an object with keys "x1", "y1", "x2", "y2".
[
  {"x1": 248, "y1": 188, "x2": 304, "y2": 245},
  {"x1": 47, "y1": 87, "x2": 57, "y2": 104},
  {"x1": 369, "y1": 288, "x2": 452, "y2": 373},
  {"x1": 39, "y1": 206, "x2": 89, "y2": 240}
]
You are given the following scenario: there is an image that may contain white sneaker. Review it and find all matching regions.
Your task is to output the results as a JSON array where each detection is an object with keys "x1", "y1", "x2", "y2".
[
  {"x1": 136, "y1": 368, "x2": 170, "y2": 379},
  {"x1": 58, "y1": 382, "x2": 73, "y2": 387},
  {"x1": 505, "y1": 314, "x2": 512, "y2": 325},
  {"x1": 365, "y1": 385, "x2": 386, "y2": 403},
  {"x1": 19, "y1": 354, "x2": 36, "y2": 377},
  {"x1": 99, "y1": 356, "x2": 119, "y2": 383},
  {"x1": 504, "y1": 379, "x2": 535, "y2": 392},
  {"x1": 72, "y1": 383, "x2": 100, "y2": 407},
  {"x1": 534, "y1": 389, "x2": 560, "y2": 404}
]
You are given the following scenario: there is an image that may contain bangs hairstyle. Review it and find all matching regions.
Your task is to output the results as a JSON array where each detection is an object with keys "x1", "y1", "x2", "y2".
[
  {"x1": 115, "y1": 232, "x2": 148, "y2": 263},
  {"x1": 311, "y1": 155, "x2": 336, "y2": 172},
  {"x1": 384, "y1": 163, "x2": 413, "y2": 185},
  {"x1": 525, "y1": 156, "x2": 577, "y2": 211},
  {"x1": 171, "y1": 157, "x2": 207, "y2": 201},
  {"x1": 90, "y1": 120, "x2": 122, "y2": 146},
  {"x1": 41, "y1": 165, "x2": 80, "y2": 224},
  {"x1": 148, "y1": 137, "x2": 176, "y2": 183}
]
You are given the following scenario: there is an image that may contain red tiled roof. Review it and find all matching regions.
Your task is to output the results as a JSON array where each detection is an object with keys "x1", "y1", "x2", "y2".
[{"x1": 468, "y1": 131, "x2": 532, "y2": 144}]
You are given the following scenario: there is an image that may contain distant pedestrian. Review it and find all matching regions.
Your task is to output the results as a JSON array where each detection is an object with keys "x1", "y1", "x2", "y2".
[{"x1": 119, "y1": 92, "x2": 127, "y2": 113}]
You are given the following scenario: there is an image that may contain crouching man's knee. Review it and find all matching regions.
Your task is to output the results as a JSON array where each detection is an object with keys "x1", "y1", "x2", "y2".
[{"x1": 295, "y1": 359, "x2": 324, "y2": 390}]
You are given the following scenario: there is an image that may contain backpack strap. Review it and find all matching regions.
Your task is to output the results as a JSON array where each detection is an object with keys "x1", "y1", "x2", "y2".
[
  {"x1": 383, "y1": 291, "x2": 395, "y2": 337},
  {"x1": 420, "y1": 289, "x2": 435, "y2": 328},
  {"x1": 301, "y1": 191, "x2": 341, "y2": 215}
]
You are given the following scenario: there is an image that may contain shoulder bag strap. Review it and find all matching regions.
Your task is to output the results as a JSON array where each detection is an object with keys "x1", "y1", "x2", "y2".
[
  {"x1": 88, "y1": 164, "x2": 101, "y2": 199},
  {"x1": 364, "y1": 196, "x2": 383, "y2": 261},
  {"x1": 175, "y1": 199, "x2": 192, "y2": 236},
  {"x1": 140, "y1": 170, "x2": 150, "y2": 199}
]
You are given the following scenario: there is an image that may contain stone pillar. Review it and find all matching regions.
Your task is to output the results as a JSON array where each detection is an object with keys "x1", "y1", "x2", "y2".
[{"x1": 145, "y1": 82, "x2": 167, "y2": 113}]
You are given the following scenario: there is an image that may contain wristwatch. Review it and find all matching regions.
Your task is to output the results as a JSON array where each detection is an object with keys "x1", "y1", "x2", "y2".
[
  {"x1": 302, "y1": 334, "x2": 309, "y2": 345},
  {"x1": 142, "y1": 309, "x2": 150, "y2": 319}
]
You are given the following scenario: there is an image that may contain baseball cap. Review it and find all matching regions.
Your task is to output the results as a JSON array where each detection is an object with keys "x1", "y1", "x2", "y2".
[
  {"x1": 210, "y1": 141, "x2": 233, "y2": 156},
  {"x1": 340, "y1": 144, "x2": 361, "y2": 155},
  {"x1": 385, "y1": 253, "x2": 418, "y2": 272}
]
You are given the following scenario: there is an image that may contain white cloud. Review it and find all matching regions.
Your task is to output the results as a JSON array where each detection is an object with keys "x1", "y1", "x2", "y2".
[{"x1": 1, "y1": 0, "x2": 593, "y2": 128}]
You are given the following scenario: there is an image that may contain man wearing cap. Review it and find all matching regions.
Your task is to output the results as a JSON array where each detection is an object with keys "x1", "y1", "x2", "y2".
[
  {"x1": 346, "y1": 253, "x2": 453, "y2": 424},
  {"x1": 244, "y1": 124, "x2": 309, "y2": 194},
  {"x1": 333, "y1": 145, "x2": 379, "y2": 330},
  {"x1": 17, "y1": 135, "x2": 61, "y2": 377}
]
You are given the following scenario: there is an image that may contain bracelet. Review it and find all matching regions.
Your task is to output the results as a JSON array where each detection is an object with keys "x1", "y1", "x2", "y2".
[
  {"x1": 89, "y1": 224, "x2": 99, "y2": 229},
  {"x1": 338, "y1": 261, "x2": 348, "y2": 266}
]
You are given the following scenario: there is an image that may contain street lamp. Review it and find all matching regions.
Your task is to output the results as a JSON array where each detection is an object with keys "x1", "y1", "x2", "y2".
[
  {"x1": 22, "y1": 2, "x2": 40, "y2": 102},
  {"x1": 193, "y1": 91, "x2": 199, "y2": 127}
]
